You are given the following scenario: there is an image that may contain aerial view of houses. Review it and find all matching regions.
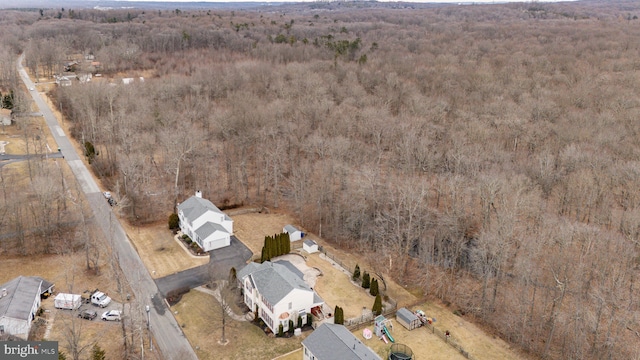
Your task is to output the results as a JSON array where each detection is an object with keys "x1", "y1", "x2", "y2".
[{"x1": 0, "y1": 1, "x2": 638, "y2": 360}]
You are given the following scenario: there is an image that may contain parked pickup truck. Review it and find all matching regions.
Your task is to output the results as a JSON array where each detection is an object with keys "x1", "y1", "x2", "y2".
[
  {"x1": 91, "y1": 291, "x2": 112, "y2": 308},
  {"x1": 81, "y1": 289, "x2": 112, "y2": 308}
]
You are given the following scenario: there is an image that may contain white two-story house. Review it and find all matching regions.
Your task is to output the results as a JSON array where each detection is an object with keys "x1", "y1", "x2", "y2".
[
  {"x1": 238, "y1": 261, "x2": 324, "y2": 334},
  {"x1": 177, "y1": 191, "x2": 233, "y2": 252}
]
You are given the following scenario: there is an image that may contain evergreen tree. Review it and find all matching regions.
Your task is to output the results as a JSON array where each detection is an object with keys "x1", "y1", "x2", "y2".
[
  {"x1": 372, "y1": 294, "x2": 383, "y2": 315},
  {"x1": 353, "y1": 264, "x2": 361, "y2": 281},
  {"x1": 370, "y1": 278, "x2": 379, "y2": 296},
  {"x1": 289, "y1": 319, "x2": 294, "y2": 334},
  {"x1": 278, "y1": 324, "x2": 284, "y2": 337},
  {"x1": 91, "y1": 344, "x2": 106, "y2": 360},
  {"x1": 228, "y1": 267, "x2": 237, "y2": 285},
  {"x1": 2, "y1": 91, "x2": 13, "y2": 109},
  {"x1": 58, "y1": 353, "x2": 67, "y2": 360},
  {"x1": 168, "y1": 213, "x2": 179, "y2": 230},
  {"x1": 336, "y1": 306, "x2": 345, "y2": 325},
  {"x1": 297, "y1": 315, "x2": 303, "y2": 328},
  {"x1": 362, "y1": 271, "x2": 370, "y2": 289},
  {"x1": 282, "y1": 233, "x2": 287, "y2": 254}
]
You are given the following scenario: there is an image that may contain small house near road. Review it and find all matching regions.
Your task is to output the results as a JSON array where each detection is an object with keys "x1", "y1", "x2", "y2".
[
  {"x1": 237, "y1": 261, "x2": 323, "y2": 334},
  {"x1": 302, "y1": 323, "x2": 382, "y2": 360},
  {"x1": 177, "y1": 191, "x2": 233, "y2": 252},
  {"x1": 303, "y1": 239, "x2": 318, "y2": 254},
  {"x1": 283, "y1": 224, "x2": 303, "y2": 241},
  {"x1": 396, "y1": 307, "x2": 420, "y2": 331},
  {"x1": 0, "y1": 276, "x2": 54, "y2": 340}
]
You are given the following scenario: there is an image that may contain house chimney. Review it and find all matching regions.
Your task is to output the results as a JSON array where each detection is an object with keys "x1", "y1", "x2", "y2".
[
  {"x1": 1, "y1": 288, "x2": 6, "y2": 297},
  {"x1": 195, "y1": 190, "x2": 202, "y2": 198}
]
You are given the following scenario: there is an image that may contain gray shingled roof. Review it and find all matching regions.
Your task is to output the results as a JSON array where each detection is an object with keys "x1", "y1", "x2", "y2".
[
  {"x1": 273, "y1": 260, "x2": 304, "y2": 280},
  {"x1": 283, "y1": 224, "x2": 299, "y2": 233},
  {"x1": 397, "y1": 307, "x2": 418, "y2": 324},
  {"x1": 0, "y1": 276, "x2": 42, "y2": 321},
  {"x1": 178, "y1": 196, "x2": 232, "y2": 224},
  {"x1": 239, "y1": 261, "x2": 316, "y2": 305},
  {"x1": 302, "y1": 323, "x2": 382, "y2": 360},
  {"x1": 194, "y1": 222, "x2": 227, "y2": 240},
  {"x1": 303, "y1": 239, "x2": 316, "y2": 247},
  {"x1": 237, "y1": 262, "x2": 261, "y2": 281}
]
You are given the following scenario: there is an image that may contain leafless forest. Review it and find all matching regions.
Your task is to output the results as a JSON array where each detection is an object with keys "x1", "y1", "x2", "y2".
[{"x1": 1, "y1": 1, "x2": 640, "y2": 358}]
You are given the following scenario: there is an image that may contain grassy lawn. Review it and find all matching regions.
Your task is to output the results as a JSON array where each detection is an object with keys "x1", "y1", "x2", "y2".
[
  {"x1": 173, "y1": 290, "x2": 308, "y2": 360},
  {"x1": 231, "y1": 210, "x2": 298, "y2": 255},
  {"x1": 353, "y1": 320, "x2": 467, "y2": 360},
  {"x1": 124, "y1": 221, "x2": 209, "y2": 278},
  {"x1": 305, "y1": 253, "x2": 375, "y2": 319},
  {"x1": 412, "y1": 301, "x2": 523, "y2": 360}
]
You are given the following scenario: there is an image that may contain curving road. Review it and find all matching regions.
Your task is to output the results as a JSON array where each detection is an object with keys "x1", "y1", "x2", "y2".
[{"x1": 17, "y1": 54, "x2": 198, "y2": 360}]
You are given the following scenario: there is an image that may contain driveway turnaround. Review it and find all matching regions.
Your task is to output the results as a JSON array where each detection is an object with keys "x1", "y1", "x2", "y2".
[{"x1": 156, "y1": 235, "x2": 253, "y2": 296}]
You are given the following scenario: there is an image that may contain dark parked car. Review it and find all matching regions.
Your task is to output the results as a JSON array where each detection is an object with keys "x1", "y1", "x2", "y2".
[{"x1": 78, "y1": 309, "x2": 97, "y2": 320}]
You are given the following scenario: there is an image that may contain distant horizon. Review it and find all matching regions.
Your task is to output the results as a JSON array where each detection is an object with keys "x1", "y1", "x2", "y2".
[{"x1": 109, "y1": 0, "x2": 578, "y2": 3}]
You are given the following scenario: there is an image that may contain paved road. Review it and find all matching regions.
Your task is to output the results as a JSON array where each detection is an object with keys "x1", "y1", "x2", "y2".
[
  {"x1": 0, "y1": 152, "x2": 63, "y2": 168},
  {"x1": 17, "y1": 54, "x2": 198, "y2": 360},
  {"x1": 156, "y1": 235, "x2": 253, "y2": 296}
]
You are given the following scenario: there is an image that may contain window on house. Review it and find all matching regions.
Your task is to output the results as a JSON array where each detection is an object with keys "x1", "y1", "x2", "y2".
[
  {"x1": 288, "y1": 302, "x2": 292, "y2": 310},
  {"x1": 0, "y1": 325, "x2": 4, "y2": 334}
]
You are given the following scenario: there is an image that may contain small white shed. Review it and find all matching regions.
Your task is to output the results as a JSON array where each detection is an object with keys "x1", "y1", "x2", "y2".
[
  {"x1": 283, "y1": 224, "x2": 303, "y2": 241},
  {"x1": 396, "y1": 307, "x2": 420, "y2": 331},
  {"x1": 303, "y1": 239, "x2": 318, "y2": 254}
]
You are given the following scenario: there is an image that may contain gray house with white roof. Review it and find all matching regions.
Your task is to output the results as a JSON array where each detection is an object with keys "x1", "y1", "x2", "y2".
[
  {"x1": 302, "y1": 323, "x2": 382, "y2": 360},
  {"x1": 0, "y1": 276, "x2": 53, "y2": 340},
  {"x1": 177, "y1": 191, "x2": 233, "y2": 251},
  {"x1": 238, "y1": 261, "x2": 323, "y2": 334}
]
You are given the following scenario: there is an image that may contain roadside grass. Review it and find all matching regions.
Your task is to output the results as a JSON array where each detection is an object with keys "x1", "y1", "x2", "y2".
[
  {"x1": 124, "y1": 221, "x2": 208, "y2": 278},
  {"x1": 173, "y1": 290, "x2": 307, "y2": 360}
]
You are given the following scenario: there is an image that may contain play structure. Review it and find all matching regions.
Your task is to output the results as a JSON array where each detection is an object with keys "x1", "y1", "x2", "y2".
[
  {"x1": 388, "y1": 343, "x2": 414, "y2": 360},
  {"x1": 375, "y1": 315, "x2": 395, "y2": 343}
]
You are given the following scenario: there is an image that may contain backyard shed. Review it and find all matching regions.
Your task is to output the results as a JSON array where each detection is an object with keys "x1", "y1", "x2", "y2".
[
  {"x1": 396, "y1": 307, "x2": 420, "y2": 331},
  {"x1": 283, "y1": 224, "x2": 304, "y2": 241},
  {"x1": 303, "y1": 239, "x2": 318, "y2": 254}
]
